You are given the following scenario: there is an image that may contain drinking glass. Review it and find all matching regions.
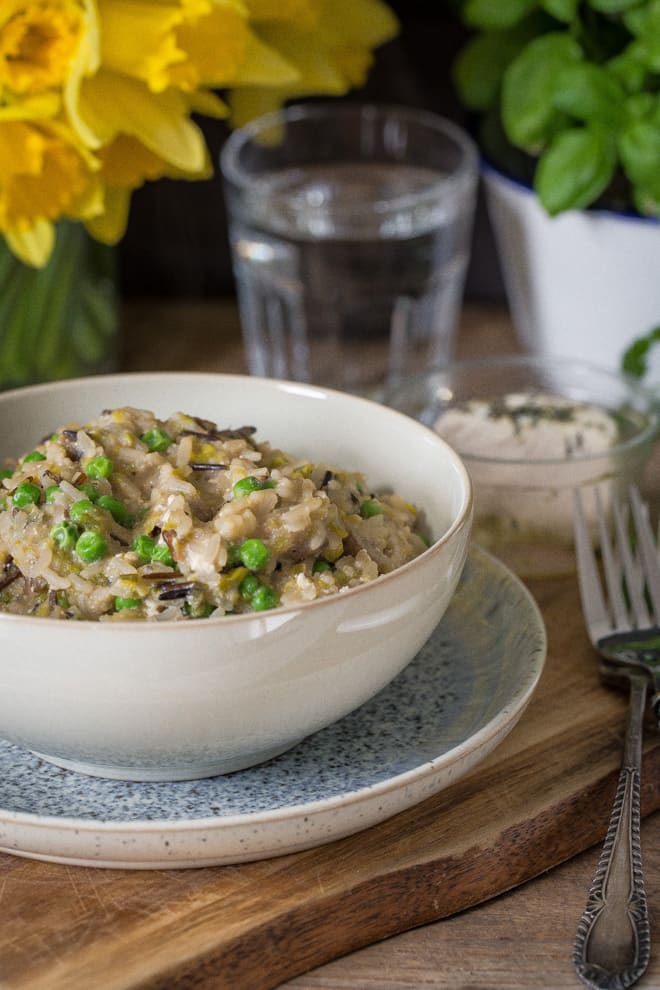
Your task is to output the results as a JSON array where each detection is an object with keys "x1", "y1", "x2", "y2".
[{"x1": 221, "y1": 102, "x2": 478, "y2": 396}]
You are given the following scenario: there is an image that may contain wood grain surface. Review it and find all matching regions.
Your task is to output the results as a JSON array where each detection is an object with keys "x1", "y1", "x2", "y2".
[
  {"x1": 1, "y1": 570, "x2": 659, "y2": 989},
  {"x1": 282, "y1": 814, "x2": 660, "y2": 989},
  {"x1": 1, "y1": 302, "x2": 658, "y2": 989}
]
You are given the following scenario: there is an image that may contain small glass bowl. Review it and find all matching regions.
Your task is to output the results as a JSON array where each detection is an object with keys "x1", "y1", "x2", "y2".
[{"x1": 385, "y1": 355, "x2": 660, "y2": 578}]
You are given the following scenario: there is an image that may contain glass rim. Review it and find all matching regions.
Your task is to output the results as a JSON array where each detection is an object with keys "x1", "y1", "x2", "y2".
[
  {"x1": 219, "y1": 100, "x2": 479, "y2": 208},
  {"x1": 385, "y1": 354, "x2": 660, "y2": 468}
]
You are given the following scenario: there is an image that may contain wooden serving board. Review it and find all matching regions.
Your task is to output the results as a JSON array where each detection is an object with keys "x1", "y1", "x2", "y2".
[{"x1": 1, "y1": 571, "x2": 660, "y2": 990}]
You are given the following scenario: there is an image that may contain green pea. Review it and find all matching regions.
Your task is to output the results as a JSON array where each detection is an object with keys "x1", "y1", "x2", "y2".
[
  {"x1": 232, "y1": 476, "x2": 264, "y2": 497},
  {"x1": 312, "y1": 559, "x2": 332, "y2": 573},
  {"x1": 239, "y1": 574, "x2": 260, "y2": 598},
  {"x1": 85, "y1": 455, "x2": 113, "y2": 480},
  {"x1": 239, "y1": 538, "x2": 270, "y2": 572},
  {"x1": 75, "y1": 530, "x2": 108, "y2": 563},
  {"x1": 141, "y1": 428, "x2": 171, "y2": 453},
  {"x1": 97, "y1": 495, "x2": 131, "y2": 527},
  {"x1": 12, "y1": 482, "x2": 41, "y2": 507},
  {"x1": 45, "y1": 484, "x2": 61, "y2": 503},
  {"x1": 50, "y1": 521, "x2": 80, "y2": 550},
  {"x1": 251, "y1": 585, "x2": 278, "y2": 612},
  {"x1": 77, "y1": 482, "x2": 100, "y2": 502},
  {"x1": 131, "y1": 534, "x2": 156, "y2": 562},
  {"x1": 23, "y1": 451, "x2": 46, "y2": 463},
  {"x1": 114, "y1": 596, "x2": 141, "y2": 611},
  {"x1": 0, "y1": 468, "x2": 13, "y2": 481},
  {"x1": 69, "y1": 499, "x2": 101, "y2": 526},
  {"x1": 151, "y1": 541, "x2": 175, "y2": 567},
  {"x1": 359, "y1": 498, "x2": 383, "y2": 519}
]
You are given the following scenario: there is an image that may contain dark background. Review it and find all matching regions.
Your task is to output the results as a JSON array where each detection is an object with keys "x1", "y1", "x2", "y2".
[{"x1": 118, "y1": 1, "x2": 504, "y2": 304}]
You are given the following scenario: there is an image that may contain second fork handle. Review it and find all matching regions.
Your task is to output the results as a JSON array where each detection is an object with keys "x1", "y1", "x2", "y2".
[{"x1": 574, "y1": 674, "x2": 650, "y2": 990}]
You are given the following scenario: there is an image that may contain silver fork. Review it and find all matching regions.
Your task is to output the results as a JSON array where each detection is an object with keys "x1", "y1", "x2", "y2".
[{"x1": 572, "y1": 484, "x2": 658, "y2": 990}]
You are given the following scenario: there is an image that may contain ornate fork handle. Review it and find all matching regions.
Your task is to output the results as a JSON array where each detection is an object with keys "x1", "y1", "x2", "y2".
[{"x1": 574, "y1": 673, "x2": 650, "y2": 990}]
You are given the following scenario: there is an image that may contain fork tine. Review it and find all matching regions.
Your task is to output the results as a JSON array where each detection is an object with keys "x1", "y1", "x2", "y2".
[
  {"x1": 574, "y1": 489, "x2": 611, "y2": 641},
  {"x1": 611, "y1": 488, "x2": 651, "y2": 628},
  {"x1": 596, "y1": 487, "x2": 629, "y2": 628},
  {"x1": 629, "y1": 484, "x2": 660, "y2": 623}
]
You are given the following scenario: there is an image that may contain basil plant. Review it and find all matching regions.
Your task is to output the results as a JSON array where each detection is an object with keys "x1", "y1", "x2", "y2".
[{"x1": 453, "y1": 0, "x2": 660, "y2": 218}]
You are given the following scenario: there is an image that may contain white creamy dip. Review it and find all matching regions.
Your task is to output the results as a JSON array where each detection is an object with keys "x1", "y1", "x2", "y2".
[
  {"x1": 434, "y1": 391, "x2": 621, "y2": 576},
  {"x1": 434, "y1": 392, "x2": 619, "y2": 461}
]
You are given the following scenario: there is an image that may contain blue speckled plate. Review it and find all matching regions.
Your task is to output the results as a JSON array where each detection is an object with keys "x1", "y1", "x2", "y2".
[{"x1": 0, "y1": 546, "x2": 546, "y2": 869}]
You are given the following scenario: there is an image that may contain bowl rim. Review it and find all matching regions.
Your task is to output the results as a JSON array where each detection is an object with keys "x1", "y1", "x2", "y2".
[
  {"x1": 385, "y1": 353, "x2": 660, "y2": 468},
  {"x1": 0, "y1": 371, "x2": 473, "y2": 631}
]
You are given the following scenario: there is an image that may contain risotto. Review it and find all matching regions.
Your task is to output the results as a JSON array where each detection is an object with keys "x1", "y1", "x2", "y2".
[{"x1": 0, "y1": 407, "x2": 428, "y2": 621}]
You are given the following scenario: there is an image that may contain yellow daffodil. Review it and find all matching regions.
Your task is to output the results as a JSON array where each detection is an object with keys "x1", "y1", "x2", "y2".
[
  {"x1": 0, "y1": 114, "x2": 100, "y2": 265},
  {"x1": 0, "y1": 0, "x2": 86, "y2": 96},
  {"x1": 0, "y1": 0, "x2": 399, "y2": 266},
  {"x1": 94, "y1": 0, "x2": 296, "y2": 93},
  {"x1": 229, "y1": 0, "x2": 399, "y2": 126}
]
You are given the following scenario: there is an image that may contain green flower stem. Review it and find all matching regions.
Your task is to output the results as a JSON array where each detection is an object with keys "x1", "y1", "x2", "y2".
[{"x1": 0, "y1": 222, "x2": 119, "y2": 391}]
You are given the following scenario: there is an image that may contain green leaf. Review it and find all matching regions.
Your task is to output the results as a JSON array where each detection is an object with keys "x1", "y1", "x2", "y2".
[
  {"x1": 502, "y1": 32, "x2": 583, "y2": 149},
  {"x1": 608, "y1": 43, "x2": 648, "y2": 92},
  {"x1": 453, "y1": 29, "x2": 532, "y2": 110},
  {"x1": 632, "y1": 181, "x2": 660, "y2": 216},
  {"x1": 535, "y1": 125, "x2": 617, "y2": 213},
  {"x1": 541, "y1": 0, "x2": 579, "y2": 21},
  {"x1": 464, "y1": 0, "x2": 540, "y2": 30},
  {"x1": 622, "y1": 326, "x2": 660, "y2": 378},
  {"x1": 623, "y1": 2, "x2": 660, "y2": 69},
  {"x1": 623, "y1": 7, "x2": 646, "y2": 33},
  {"x1": 624, "y1": 92, "x2": 655, "y2": 119},
  {"x1": 589, "y1": 0, "x2": 646, "y2": 12},
  {"x1": 553, "y1": 62, "x2": 625, "y2": 121},
  {"x1": 619, "y1": 117, "x2": 660, "y2": 186}
]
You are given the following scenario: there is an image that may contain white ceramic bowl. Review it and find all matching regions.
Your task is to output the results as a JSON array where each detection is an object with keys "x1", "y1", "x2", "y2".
[{"x1": 0, "y1": 373, "x2": 472, "y2": 781}]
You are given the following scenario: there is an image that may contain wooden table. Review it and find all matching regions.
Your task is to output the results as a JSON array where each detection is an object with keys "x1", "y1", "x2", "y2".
[{"x1": 1, "y1": 301, "x2": 658, "y2": 990}]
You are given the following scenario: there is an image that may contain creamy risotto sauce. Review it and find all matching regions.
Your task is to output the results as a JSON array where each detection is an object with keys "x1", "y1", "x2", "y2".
[{"x1": 0, "y1": 408, "x2": 427, "y2": 621}]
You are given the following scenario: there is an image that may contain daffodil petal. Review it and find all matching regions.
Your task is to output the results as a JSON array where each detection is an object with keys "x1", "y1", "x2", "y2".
[
  {"x1": 171, "y1": 0, "x2": 250, "y2": 89},
  {"x1": 97, "y1": 0, "x2": 187, "y2": 92},
  {"x1": 232, "y1": 28, "x2": 300, "y2": 86},
  {"x1": 318, "y1": 0, "x2": 398, "y2": 47},
  {"x1": 255, "y1": 23, "x2": 347, "y2": 93},
  {"x1": 188, "y1": 89, "x2": 229, "y2": 119},
  {"x1": 0, "y1": 93, "x2": 61, "y2": 122},
  {"x1": 64, "y1": 0, "x2": 101, "y2": 148},
  {"x1": 244, "y1": 0, "x2": 320, "y2": 30},
  {"x1": 85, "y1": 186, "x2": 131, "y2": 244},
  {"x1": 98, "y1": 134, "x2": 167, "y2": 188},
  {"x1": 0, "y1": 121, "x2": 45, "y2": 176},
  {"x1": 228, "y1": 0, "x2": 398, "y2": 124},
  {"x1": 0, "y1": 119, "x2": 95, "y2": 236},
  {"x1": 78, "y1": 69, "x2": 208, "y2": 172},
  {"x1": 228, "y1": 86, "x2": 290, "y2": 128},
  {"x1": 6, "y1": 219, "x2": 55, "y2": 269}
]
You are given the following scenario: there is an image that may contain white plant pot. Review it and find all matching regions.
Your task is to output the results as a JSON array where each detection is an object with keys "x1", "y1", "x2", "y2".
[{"x1": 483, "y1": 163, "x2": 660, "y2": 379}]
